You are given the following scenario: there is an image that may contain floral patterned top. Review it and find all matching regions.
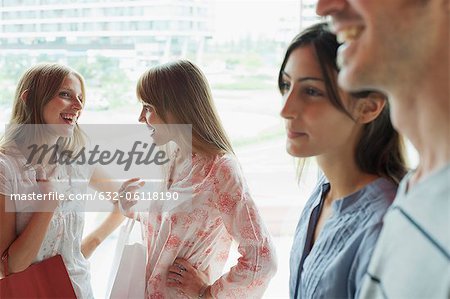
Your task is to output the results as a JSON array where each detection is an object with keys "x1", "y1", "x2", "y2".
[{"x1": 143, "y1": 150, "x2": 277, "y2": 298}]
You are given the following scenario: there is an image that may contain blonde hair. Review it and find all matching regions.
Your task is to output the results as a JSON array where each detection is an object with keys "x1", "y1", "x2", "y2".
[
  {"x1": 0, "y1": 63, "x2": 87, "y2": 154},
  {"x1": 136, "y1": 60, "x2": 234, "y2": 156}
]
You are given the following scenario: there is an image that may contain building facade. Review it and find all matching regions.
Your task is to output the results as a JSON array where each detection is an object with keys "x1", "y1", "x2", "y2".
[
  {"x1": 0, "y1": 0, "x2": 213, "y2": 64},
  {"x1": 299, "y1": 0, "x2": 321, "y2": 29}
]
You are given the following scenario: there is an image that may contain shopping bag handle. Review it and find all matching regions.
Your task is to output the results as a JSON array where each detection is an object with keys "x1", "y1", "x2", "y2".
[
  {"x1": 122, "y1": 218, "x2": 135, "y2": 245},
  {"x1": 123, "y1": 218, "x2": 146, "y2": 243}
]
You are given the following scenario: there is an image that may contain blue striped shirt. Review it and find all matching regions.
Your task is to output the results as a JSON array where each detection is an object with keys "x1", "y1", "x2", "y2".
[
  {"x1": 359, "y1": 164, "x2": 450, "y2": 298},
  {"x1": 290, "y1": 176, "x2": 397, "y2": 299}
]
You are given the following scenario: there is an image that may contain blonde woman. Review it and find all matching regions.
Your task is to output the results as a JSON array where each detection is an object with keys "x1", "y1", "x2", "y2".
[
  {"x1": 123, "y1": 60, "x2": 277, "y2": 298},
  {"x1": 0, "y1": 63, "x2": 126, "y2": 298}
]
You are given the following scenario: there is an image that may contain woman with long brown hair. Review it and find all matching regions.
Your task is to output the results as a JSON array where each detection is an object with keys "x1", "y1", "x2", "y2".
[
  {"x1": 121, "y1": 60, "x2": 277, "y2": 298},
  {"x1": 0, "y1": 63, "x2": 126, "y2": 298}
]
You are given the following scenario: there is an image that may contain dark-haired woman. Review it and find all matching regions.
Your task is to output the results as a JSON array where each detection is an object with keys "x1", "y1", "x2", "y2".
[{"x1": 279, "y1": 23, "x2": 408, "y2": 298}]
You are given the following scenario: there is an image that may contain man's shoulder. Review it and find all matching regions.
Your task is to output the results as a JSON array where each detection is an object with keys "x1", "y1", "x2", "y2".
[
  {"x1": 360, "y1": 197, "x2": 450, "y2": 299},
  {"x1": 392, "y1": 165, "x2": 450, "y2": 252}
]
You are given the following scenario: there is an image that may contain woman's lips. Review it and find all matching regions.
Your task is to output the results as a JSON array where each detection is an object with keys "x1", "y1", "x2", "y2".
[
  {"x1": 147, "y1": 125, "x2": 155, "y2": 136},
  {"x1": 287, "y1": 130, "x2": 307, "y2": 139},
  {"x1": 60, "y1": 115, "x2": 75, "y2": 126}
]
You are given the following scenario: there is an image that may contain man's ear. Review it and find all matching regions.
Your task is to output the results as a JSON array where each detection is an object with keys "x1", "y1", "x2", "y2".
[
  {"x1": 20, "y1": 89, "x2": 29, "y2": 103},
  {"x1": 355, "y1": 93, "x2": 386, "y2": 124}
]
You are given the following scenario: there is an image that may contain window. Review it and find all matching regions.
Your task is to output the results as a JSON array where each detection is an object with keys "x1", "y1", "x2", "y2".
[{"x1": 0, "y1": 1, "x2": 318, "y2": 298}]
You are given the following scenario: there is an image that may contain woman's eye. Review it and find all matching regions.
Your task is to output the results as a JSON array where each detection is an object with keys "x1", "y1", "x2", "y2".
[
  {"x1": 304, "y1": 87, "x2": 323, "y2": 97},
  {"x1": 144, "y1": 106, "x2": 155, "y2": 114},
  {"x1": 279, "y1": 81, "x2": 290, "y2": 94},
  {"x1": 60, "y1": 91, "x2": 70, "y2": 98}
]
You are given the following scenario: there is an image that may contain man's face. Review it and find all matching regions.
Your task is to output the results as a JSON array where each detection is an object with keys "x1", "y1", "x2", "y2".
[{"x1": 316, "y1": 0, "x2": 448, "y2": 95}]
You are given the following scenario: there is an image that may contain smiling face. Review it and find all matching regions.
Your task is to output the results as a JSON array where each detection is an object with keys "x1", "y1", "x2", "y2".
[
  {"x1": 316, "y1": 0, "x2": 448, "y2": 95},
  {"x1": 280, "y1": 45, "x2": 361, "y2": 158},
  {"x1": 138, "y1": 103, "x2": 172, "y2": 145},
  {"x1": 42, "y1": 73, "x2": 83, "y2": 137}
]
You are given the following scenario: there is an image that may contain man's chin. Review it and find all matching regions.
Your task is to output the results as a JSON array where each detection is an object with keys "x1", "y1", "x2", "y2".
[{"x1": 337, "y1": 64, "x2": 369, "y2": 94}]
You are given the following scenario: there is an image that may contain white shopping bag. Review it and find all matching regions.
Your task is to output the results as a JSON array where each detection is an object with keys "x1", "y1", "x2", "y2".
[{"x1": 106, "y1": 219, "x2": 147, "y2": 299}]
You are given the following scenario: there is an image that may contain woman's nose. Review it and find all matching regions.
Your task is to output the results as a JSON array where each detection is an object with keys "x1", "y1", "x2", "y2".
[
  {"x1": 72, "y1": 96, "x2": 83, "y2": 111},
  {"x1": 138, "y1": 109, "x2": 146, "y2": 123},
  {"x1": 280, "y1": 91, "x2": 296, "y2": 120}
]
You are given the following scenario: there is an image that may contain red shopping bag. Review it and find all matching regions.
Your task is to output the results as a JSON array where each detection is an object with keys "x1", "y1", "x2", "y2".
[{"x1": 0, "y1": 253, "x2": 76, "y2": 298}]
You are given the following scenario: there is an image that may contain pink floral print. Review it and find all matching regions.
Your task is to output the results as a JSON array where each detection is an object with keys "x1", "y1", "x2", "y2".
[{"x1": 144, "y1": 151, "x2": 277, "y2": 298}]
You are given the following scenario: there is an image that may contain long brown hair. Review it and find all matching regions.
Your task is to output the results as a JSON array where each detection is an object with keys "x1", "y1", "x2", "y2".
[
  {"x1": 279, "y1": 23, "x2": 408, "y2": 184},
  {"x1": 136, "y1": 60, "x2": 234, "y2": 156},
  {"x1": 0, "y1": 63, "x2": 86, "y2": 154}
]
